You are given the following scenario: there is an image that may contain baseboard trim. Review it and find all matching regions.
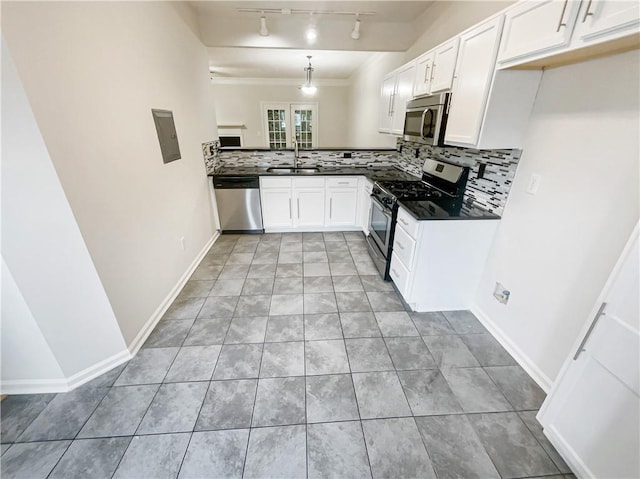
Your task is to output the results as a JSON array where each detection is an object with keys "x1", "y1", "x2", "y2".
[
  {"x1": 0, "y1": 378, "x2": 70, "y2": 395},
  {"x1": 127, "y1": 232, "x2": 219, "y2": 356},
  {"x1": 471, "y1": 304, "x2": 553, "y2": 392},
  {"x1": 66, "y1": 349, "x2": 132, "y2": 390}
]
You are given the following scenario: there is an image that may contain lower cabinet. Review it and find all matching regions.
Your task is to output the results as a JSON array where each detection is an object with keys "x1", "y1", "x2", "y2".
[
  {"x1": 390, "y1": 206, "x2": 499, "y2": 311},
  {"x1": 326, "y1": 177, "x2": 359, "y2": 227},
  {"x1": 261, "y1": 188, "x2": 293, "y2": 228},
  {"x1": 295, "y1": 188, "x2": 325, "y2": 227}
]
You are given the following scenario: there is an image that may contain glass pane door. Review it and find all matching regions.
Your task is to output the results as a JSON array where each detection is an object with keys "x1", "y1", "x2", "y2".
[
  {"x1": 265, "y1": 108, "x2": 288, "y2": 149},
  {"x1": 291, "y1": 106, "x2": 315, "y2": 149}
]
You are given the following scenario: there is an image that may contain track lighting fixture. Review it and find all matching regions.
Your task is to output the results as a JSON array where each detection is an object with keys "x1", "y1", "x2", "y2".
[
  {"x1": 259, "y1": 14, "x2": 269, "y2": 36},
  {"x1": 300, "y1": 55, "x2": 317, "y2": 96},
  {"x1": 351, "y1": 14, "x2": 361, "y2": 40}
]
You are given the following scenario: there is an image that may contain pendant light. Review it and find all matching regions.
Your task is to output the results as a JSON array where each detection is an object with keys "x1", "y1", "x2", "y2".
[{"x1": 301, "y1": 56, "x2": 317, "y2": 96}]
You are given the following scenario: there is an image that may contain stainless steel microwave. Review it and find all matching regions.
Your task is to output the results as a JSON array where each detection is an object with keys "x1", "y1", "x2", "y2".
[{"x1": 403, "y1": 93, "x2": 450, "y2": 146}]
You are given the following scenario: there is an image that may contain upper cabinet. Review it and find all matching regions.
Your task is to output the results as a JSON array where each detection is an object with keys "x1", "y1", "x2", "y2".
[
  {"x1": 572, "y1": 0, "x2": 640, "y2": 45},
  {"x1": 378, "y1": 62, "x2": 416, "y2": 135},
  {"x1": 413, "y1": 51, "x2": 434, "y2": 97},
  {"x1": 413, "y1": 38, "x2": 460, "y2": 97}
]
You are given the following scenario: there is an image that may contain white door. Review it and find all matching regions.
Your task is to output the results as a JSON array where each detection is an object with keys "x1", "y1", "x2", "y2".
[
  {"x1": 445, "y1": 16, "x2": 504, "y2": 147},
  {"x1": 538, "y1": 223, "x2": 639, "y2": 479},
  {"x1": 391, "y1": 64, "x2": 416, "y2": 135},
  {"x1": 413, "y1": 52, "x2": 434, "y2": 97},
  {"x1": 290, "y1": 104, "x2": 317, "y2": 149},
  {"x1": 572, "y1": 0, "x2": 640, "y2": 44},
  {"x1": 262, "y1": 103, "x2": 290, "y2": 149},
  {"x1": 430, "y1": 38, "x2": 459, "y2": 93},
  {"x1": 263, "y1": 103, "x2": 317, "y2": 149},
  {"x1": 379, "y1": 74, "x2": 395, "y2": 133},
  {"x1": 498, "y1": 0, "x2": 581, "y2": 64},
  {"x1": 294, "y1": 188, "x2": 325, "y2": 227},
  {"x1": 327, "y1": 188, "x2": 358, "y2": 227},
  {"x1": 261, "y1": 189, "x2": 293, "y2": 229}
]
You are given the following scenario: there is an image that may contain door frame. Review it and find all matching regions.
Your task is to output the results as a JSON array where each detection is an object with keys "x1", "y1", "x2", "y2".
[{"x1": 261, "y1": 102, "x2": 319, "y2": 149}]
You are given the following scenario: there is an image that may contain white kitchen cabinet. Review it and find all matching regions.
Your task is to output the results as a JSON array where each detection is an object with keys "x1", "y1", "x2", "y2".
[
  {"x1": 389, "y1": 206, "x2": 499, "y2": 311},
  {"x1": 326, "y1": 188, "x2": 358, "y2": 226},
  {"x1": 413, "y1": 51, "x2": 434, "y2": 97},
  {"x1": 572, "y1": 0, "x2": 640, "y2": 45},
  {"x1": 359, "y1": 177, "x2": 374, "y2": 234},
  {"x1": 431, "y1": 38, "x2": 460, "y2": 93},
  {"x1": 379, "y1": 62, "x2": 416, "y2": 135},
  {"x1": 498, "y1": 0, "x2": 582, "y2": 64},
  {"x1": 261, "y1": 188, "x2": 293, "y2": 229},
  {"x1": 294, "y1": 188, "x2": 325, "y2": 227}
]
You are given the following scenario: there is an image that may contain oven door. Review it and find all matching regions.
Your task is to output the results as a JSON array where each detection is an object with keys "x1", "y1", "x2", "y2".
[{"x1": 368, "y1": 197, "x2": 393, "y2": 255}]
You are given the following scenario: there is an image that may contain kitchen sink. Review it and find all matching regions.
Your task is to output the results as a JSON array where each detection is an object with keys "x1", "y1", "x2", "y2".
[{"x1": 266, "y1": 167, "x2": 320, "y2": 174}]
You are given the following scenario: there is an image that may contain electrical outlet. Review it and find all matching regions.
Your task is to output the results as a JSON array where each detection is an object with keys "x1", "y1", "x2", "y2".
[
  {"x1": 526, "y1": 173, "x2": 541, "y2": 195},
  {"x1": 493, "y1": 282, "x2": 510, "y2": 305},
  {"x1": 180, "y1": 236, "x2": 185, "y2": 251}
]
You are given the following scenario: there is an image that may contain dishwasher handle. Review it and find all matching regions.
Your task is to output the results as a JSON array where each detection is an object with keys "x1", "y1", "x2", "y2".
[{"x1": 213, "y1": 176, "x2": 260, "y2": 189}]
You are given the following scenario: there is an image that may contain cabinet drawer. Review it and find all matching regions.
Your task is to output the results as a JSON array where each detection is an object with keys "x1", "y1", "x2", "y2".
[
  {"x1": 261, "y1": 177, "x2": 292, "y2": 188},
  {"x1": 393, "y1": 224, "x2": 416, "y2": 270},
  {"x1": 326, "y1": 177, "x2": 358, "y2": 188},
  {"x1": 295, "y1": 177, "x2": 325, "y2": 188},
  {"x1": 396, "y1": 207, "x2": 419, "y2": 239},
  {"x1": 390, "y1": 253, "x2": 410, "y2": 296}
]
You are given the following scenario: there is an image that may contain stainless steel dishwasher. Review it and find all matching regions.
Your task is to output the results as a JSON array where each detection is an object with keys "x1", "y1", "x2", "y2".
[{"x1": 213, "y1": 176, "x2": 264, "y2": 234}]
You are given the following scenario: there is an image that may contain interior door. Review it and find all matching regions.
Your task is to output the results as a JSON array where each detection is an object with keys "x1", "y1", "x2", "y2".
[
  {"x1": 263, "y1": 103, "x2": 289, "y2": 149},
  {"x1": 290, "y1": 104, "x2": 317, "y2": 149},
  {"x1": 538, "y1": 222, "x2": 639, "y2": 478}
]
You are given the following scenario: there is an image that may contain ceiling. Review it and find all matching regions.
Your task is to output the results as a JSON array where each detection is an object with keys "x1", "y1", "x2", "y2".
[{"x1": 188, "y1": 1, "x2": 435, "y2": 80}]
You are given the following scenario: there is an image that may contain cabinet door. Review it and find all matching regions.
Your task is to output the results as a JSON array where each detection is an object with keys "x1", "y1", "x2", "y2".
[
  {"x1": 391, "y1": 64, "x2": 416, "y2": 135},
  {"x1": 445, "y1": 16, "x2": 504, "y2": 147},
  {"x1": 572, "y1": 0, "x2": 640, "y2": 44},
  {"x1": 327, "y1": 188, "x2": 358, "y2": 227},
  {"x1": 498, "y1": 0, "x2": 581, "y2": 64},
  {"x1": 379, "y1": 74, "x2": 395, "y2": 133},
  {"x1": 413, "y1": 52, "x2": 434, "y2": 97},
  {"x1": 261, "y1": 188, "x2": 293, "y2": 229},
  {"x1": 431, "y1": 38, "x2": 460, "y2": 93},
  {"x1": 294, "y1": 188, "x2": 325, "y2": 227}
]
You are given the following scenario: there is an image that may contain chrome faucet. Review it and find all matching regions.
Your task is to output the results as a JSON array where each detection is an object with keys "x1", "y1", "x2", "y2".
[{"x1": 292, "y1": 139, "x2": 299, "y2": 169}]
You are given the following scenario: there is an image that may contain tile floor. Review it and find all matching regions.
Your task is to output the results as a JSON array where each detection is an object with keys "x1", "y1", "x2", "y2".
[{"x1": 0, "y1": 232, "x2": 576, "y2": 479}]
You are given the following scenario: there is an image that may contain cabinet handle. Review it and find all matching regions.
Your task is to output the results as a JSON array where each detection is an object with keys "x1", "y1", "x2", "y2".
[
  {"x1": 431, "y1": 64, "x2": 436, "y2": 83},
  {"x1": 390, "y1": 92, "x2": 395, "y2": 116},
  {"x1": 582, "y1": 0, "x2": 593, "y2": 22},
  {"x1": 447, "y1": 76, "x2": 456, "y2": 114},
  {"x1": 330, "y1": 198, "x2": 333, "y2": 218},
  {"x1": 288, "y1": 198, "x2": 292, "y2": 219},
  {"x1": 388, "y1": 93, "x2": 393, "y2": 117},
  {"x1": 338, "y1": 181, "x2": 349, "y2": 185},
  {"x1": 573, "y1": 302, "x2": 607, "y2": 360},
  {"x1": 424, "y1": 64, "x2": 430, "y2": 83},
  {"x1": 297, "y1": 198, "x2": 300, "y2": 219},
  {"x1": 556, "y1": 0, "x2": 569, "y2": 32},
  {"x1": 399, "y1": 218, "x2": 408, "y2": 226},
  {"x1": 391, "y1": 268, "x2": 399, "y2": 277},
  {"x1": 397, "y1": 242, "x2": 405, "y2": 250}
]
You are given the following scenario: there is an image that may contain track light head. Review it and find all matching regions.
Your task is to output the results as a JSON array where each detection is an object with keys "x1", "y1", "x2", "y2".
[{"x1": 351, "y1": 18, "x2": 361, "y2": 40}]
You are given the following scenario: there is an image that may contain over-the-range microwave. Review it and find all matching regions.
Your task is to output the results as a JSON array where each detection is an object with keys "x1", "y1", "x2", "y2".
[{"x1": 403, "y1": 92, "x2": 450, "y2": 146}]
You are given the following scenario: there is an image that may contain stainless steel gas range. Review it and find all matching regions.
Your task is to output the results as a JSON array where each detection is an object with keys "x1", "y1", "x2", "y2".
[{"x1": 366, "y1": 158, "x2": 470, "y2": 280}]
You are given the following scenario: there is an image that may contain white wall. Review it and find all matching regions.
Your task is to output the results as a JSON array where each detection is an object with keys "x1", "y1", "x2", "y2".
[
  {"x1": 3, "y1": 2, "x2": 218, "y2": 346},
  {"x1": 212, "y1": 82, "x2": 350, "y2": 148},
  {"x1": 1, "y1": 39, "x2": 127, "y2": 391},
  {"x1": 473, "y1": 51, "x2": 640, "y2": 389}
]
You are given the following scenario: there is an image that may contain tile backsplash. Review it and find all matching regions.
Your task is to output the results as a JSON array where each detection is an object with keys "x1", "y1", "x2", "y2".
[{"x1": 396, "y1": 139, "x2": 522, "y2": 215}]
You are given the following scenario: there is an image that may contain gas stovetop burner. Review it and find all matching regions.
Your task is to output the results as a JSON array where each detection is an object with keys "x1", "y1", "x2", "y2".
[{"x1": 376, "y1": 180, "x2": 445, "y2": 201}]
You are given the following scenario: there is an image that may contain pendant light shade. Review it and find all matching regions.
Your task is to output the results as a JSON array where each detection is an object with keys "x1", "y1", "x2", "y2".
[{"x1": 301, "y1": 56, "x2": 317, "y2": 96}]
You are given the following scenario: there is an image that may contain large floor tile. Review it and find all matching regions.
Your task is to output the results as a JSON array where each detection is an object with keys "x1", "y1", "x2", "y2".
[
  {"x1": 306, "y1": 374, "x2": 359, "y2": 423},
  {"x1": 409, "y1": 311, "x2": 455, "y2": 335},
  {"x1": 49, "y1": 437, "x2": 130, "y2": 479},
  {"x1": 143, "y1": 320, "x2": 193, "y2": 348},
  {"x1": 163, "y1": 297, "x2": 205, "y2": 320},
  {"x1": 195, "y1": 380, "x2": 257, "y2": 431},
  {"x1": 332, "y1": 275, "x2": 364, "y2": 292},
  {"x1": 270, "y1": 294, "x2": 304, "y2": 316},
  {"x1": 374, "y1": 311, "x2": 419, "y2": 337},
  {"x1": 304, "y1": 251, "x2": 329, "y2": 263},
  {"x1": 385, "y1": 337, "x2": 436, "y2": 370},
  {"x1": 304, "y1": 276, "x2": 334, "y2": 293},
  {"x1": 241, "y1": 277, "x2": 274, "y2": 295},
  {"x1": 415, "y1": 415, "x2": 500, "y2": 479},
  {"x1": 307, "y1": 421, "x2": 371, "y2": 479},
  {"x1": 1, "y1": 440, "x2": 71, "y2": 479},
  {"x1": 442, "y1": 310, "x2": 487, "y2": 334},
  {"x1": 213, "y1": 344, "x2": 263, "y2": 379},
  {"x1": 469, "y1": 412, "x2": 560, "y2": 478},
  {"x1": 234, "y1": 295, "x2": 271, "y2": 317},
  {"x1": 190, "y1": 263, "x2": 223, "y2": 281},
  {"x1": 115, "y1": 347, "x2": 179, "y2": 386},
  {"x1": 443, "y1": 367, "x2": 512, "y2": 413},
  {"x1": 422, "y1": 335, "x2": 479, "y2": 373},
  {"x1": 178, "y1": 280, "x2": 214, "y2": 298},
  {"x1": 352, "y1": 371, "x2": 412, "y2": 419},
  {"x1": 17, "y1": 386, "x2": 109, "y2": 441},
  {"x1": 366, "y1": 292, "x2": 405, "y2": 311},
  {"x1": 304, "y1": 263, "x2": 331, "y2": 277},
  {"x1": 304, "y1": 293, "x2": 338, "y2": 314},
  {"x1": 113, "y1": 433, "x2": 190, "y2": 479},
  {"x1": 224, "y1": 316, "x2": 268, "y2": 344},
  {"x1": 243, "y1": 425, "x2": 307, "y2": 479},
  {"x1": 247, "y1": 263, "x2": 277, "y2": 278},
  {"x1": 460, "y1": 333, "x2": 517, "y2": 366},
  {"x1": 197, "y1": 296, "x2": 238, "y2": 319},
  {"x1": 362, "y1": 418, "x2": 437, "y2": 479},
  {"x1": 329, "y1": 262, "x2": 359, "y2": 276},
  {"x1": 209, "y1": 278, "x2": 245, "y2": 296},
  {"x1": 397, "y1": 370, "x2": 463, "y2": 416},
  {"x1": 226, "y1": 252, "x2": 254, "y2": 265},
  {"x1": 305, "y1": 340, "x2": 350, "y2": 375},
  {"x1": 275, "y1": 263, "x2": 303, "y2": 278},
  {"x1": 137, "y1": 382, "x2": 208, "y2": 434},
  {"x1": 304, "y1": 313, "x2": 343, "y2": 340},
  {"x1": 336, "y1": 291, "x2": 372, "y2": 312},
  {"x1": 218, "y1": 264, "x2": 250, "y2": 280},
  {"x1": 518, "y1": 411, "x2": 573, "y2": 474},
  {"x1": 182, "y1": 318, "x2": 230, "y2": 346},
  {"x1": 485, "y1": 365, "x2": 547, "y2": 410},
  {"x1": 340, "y1": 312, "x2": 381, "y2": 338},
  {"x1": 346, "y1": 338, "x2": 394, "y2": 372},
  {"x1": 273, "y1": 277, "x2": 303, "y2": 294},
  {"x1": 252, "y1": 377, "x2": 305, "y2": 427},
  {"x1": 265, "y1": 315, "x2": 304, "y2": 342},
  {"x1": 260, "y1": 341, "x2": 305, "y2": 377},
  {"x1": 78, "y1": 384, "x2": 158, "y2": 438},
  {"x1": 0, "y1": 394, "x2": 57, "y2": 443},
  {"x1": 164, "y1": 345, "x2": 221, "y2": 382},
  {"x1": 178, "y1": 429, "x2": 249, "y2": 479},
  {"x1": 359, "y1": 275, "x2": 395, "y2": 292}
]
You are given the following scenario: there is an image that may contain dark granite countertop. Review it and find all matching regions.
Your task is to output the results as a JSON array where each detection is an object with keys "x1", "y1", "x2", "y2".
[
  {"x1": 399, "y1": 199, "x2": 501, "y2": 221},
  {"x1": 209, "y1": 165, "x2": 419, "y2": 182}
]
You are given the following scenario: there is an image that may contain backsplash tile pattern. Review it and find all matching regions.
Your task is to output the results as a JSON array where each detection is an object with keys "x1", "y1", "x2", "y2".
[{"x1": 397, "y1": 139, "x2": 522, "y2": 215}]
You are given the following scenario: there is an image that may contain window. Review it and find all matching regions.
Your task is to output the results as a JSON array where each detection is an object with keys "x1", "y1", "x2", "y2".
[{"x1": 262, "y1": 103, "x2": 318, "y2": 149}]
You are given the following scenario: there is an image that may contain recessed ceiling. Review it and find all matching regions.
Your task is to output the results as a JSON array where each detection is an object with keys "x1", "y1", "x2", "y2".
[{"x1": 189, "y1": 1, "x2": 435, "y2": 80}]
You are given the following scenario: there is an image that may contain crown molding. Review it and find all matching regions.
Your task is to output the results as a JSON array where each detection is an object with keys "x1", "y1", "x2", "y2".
[{"x1": 210, "y1": 77, "x2": 351, "y2": 86}]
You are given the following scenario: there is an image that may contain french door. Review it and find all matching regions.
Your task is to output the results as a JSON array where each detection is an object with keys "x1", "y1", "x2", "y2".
[{"x1": 262, "y1": 103, "x2": 318, "y2": 149}]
